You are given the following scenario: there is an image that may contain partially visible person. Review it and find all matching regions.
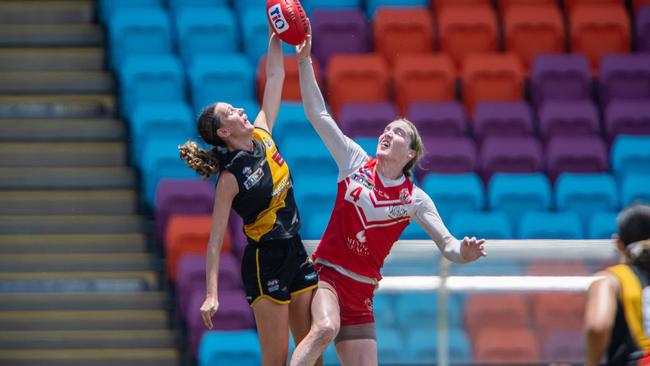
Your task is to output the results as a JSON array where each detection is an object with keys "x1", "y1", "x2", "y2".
[{"x1": 585, "y1": 204, "x2": 650, "y2": 366}]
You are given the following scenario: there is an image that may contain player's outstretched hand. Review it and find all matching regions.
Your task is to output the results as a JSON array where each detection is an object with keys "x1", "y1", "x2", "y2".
[
  {"x1": 296, "y1": 29, "x2": 312, "y2": 61},
  {"x1": 460, "y1": 236, "x2": 487, "y2": 262},
  {"x1": 200, "y1": 294, "x2": 219, "y2": 329}
]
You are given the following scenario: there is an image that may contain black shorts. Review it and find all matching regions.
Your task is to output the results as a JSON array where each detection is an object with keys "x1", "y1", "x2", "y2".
[{"x1": 241, "y1": 235, "x2": 318, "y2": 306}]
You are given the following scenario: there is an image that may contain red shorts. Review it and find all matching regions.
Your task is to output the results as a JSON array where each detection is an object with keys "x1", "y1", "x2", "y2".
[{"x1": 315, "y1": 264, "x2": 375, "y2": 326}]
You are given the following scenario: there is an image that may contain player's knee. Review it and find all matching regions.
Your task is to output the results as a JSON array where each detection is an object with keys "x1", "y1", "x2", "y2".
[{"x1": 313, "y1": 320, "x2": 338, "y2": 345}]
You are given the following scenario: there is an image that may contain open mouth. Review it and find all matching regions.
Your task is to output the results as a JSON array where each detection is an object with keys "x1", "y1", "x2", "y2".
[{"x1": 380, "y1": 139, "x2": 390, "y2": 149}]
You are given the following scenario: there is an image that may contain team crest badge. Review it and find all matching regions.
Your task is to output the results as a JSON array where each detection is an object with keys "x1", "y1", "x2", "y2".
[
  {"x1": 399, "y1": 188, "x2": 411, "y2": 204},
  {"x1": 242, "y1": 166, "x2": 252, "y2": 176}
]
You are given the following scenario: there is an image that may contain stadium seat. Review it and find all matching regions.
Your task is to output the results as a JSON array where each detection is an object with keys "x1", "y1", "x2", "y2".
[
  {"x1": 555, "y1": 173, "x2": 619, "y2": 224},
  {"x1": 420, "y1": 173, "x2": 484, "y2": 222},
  {"x1": 327, "y1": 54, "x2": 390, "y2": 116},
  {"x1": 564, "y1": 0, "x2": 623, "y2": 12},
  {"x1": 301, "y1": 209, "x2": 332, "y2": 240},
  {"x1": 546, "y1": 136, "x2": 608, "y2": 180},
  {"x1": 530, "y1": 53, "x2": 592, "y2": 107},
  {"x1": 376, "y1": 327, "x2": 407, "y2": 364},
  {"x1": 531, "y1": 292, "x2": 586, "y2": 340},
  {"x1": 599, "y1": 54, "x2": 650, "y2": 107},
  {"x1": 498, "y1": 0, "x2": 556, "y2": 14},
  {"x1": 438, "y1": 5, "x2": 498, "y2": 66},
  {"x1": 168, "y1": 0, "x2": 228, "y2": 13},
  {"x1": 472, "y1": 101, "x2": 534, "y2": 143},
  {"x1": 280, "y1": 131, "x2": 337, "y2": 177},
  {"x1": 542, "y1": 330, "x2": 585, "y2": 363},
  {"x1": 588, "y1": 211, "x2": 618, "y2": 239},
  {"x1": 480, "y1": 137, "x2": 544, "y2": 179},
  {"x1": 292, "y1": 172, "x2": 338, "y2": 228},
  {"x1": 154, "y1": 179, "x2": 214, "y2": 243},
  {"x1": 174, "y1": 6, "x2": 238, "y2": 65},
  {"x1": 611, "y1": 136, "x2": 650, "y2": 178},
  {"x1": 99, "y1": 0, "x2": 162, "y2": 24},
  {"x1": 309, "y1": 9, "x2": 370, "y2": 68},
  {"x1": 373, "y1": 293, "x2": 397, "y2": 328},
  {"x1": 373, "y1": 8, "x2": 434, "y2": 65},
  {"x1": 240, "y1": 8, "x2": 294, "y2": 64},
  {"x1": 465, "y1": 293, "x2": 530, "y2": 339},
  {"x1": 365, "y1": 0, "x2": 429, "y2": 18},
  {"x1": 417, "y1": 137, "x2": 478, "y2": 179},
  {"x1": 526, "y1": 260, "x2": 591, "y2": 275},
  {"x1": 518, "y1": 211, "x2": 583, "y2": 239},
  {"x1": 605, "y1": 101, "x2": 650, "y2": 141},
  {"x1": 406, "y1": 101, "x2": 467, "y2": 138},
  {"x1": 621, "y1": 174, "x2": 650, "y2": 206},
  {"x1": 635, "y1": 1, "x2": 650, "y2": 12},
  {"x1": 461, "y1": 53, "x2": 525, "y2": 113},
  {"x1": 228, "y1": 210, "x2": 248, "y2": 260},
  {"x1": 488, "y1": 173, "x2": 552, "y2": 223},
  {"x1": 434, "y1": 0, "x2": 490, "y2": 10},
  {"x1": 339, "y1": 102, "x2": 397, "y2": 138},
  {"x1": 474, "y1": 327, "x2": 541, "y2": 363},
  {"x1": 503, "y1": 4, "x2": 565, "y2": 71},
  {"x1": 257, "y1": 55, "x2": 321, "y2": 103},
  {"x1": 355, "y1": 136, "x2": 378, "y2": 156},
  {"x1": 117, "y1": 55, "x2": 185, "y2": 119},
  {"x1": 302, "y1": 0, "x2": 362, "y2": 13},
  {"x1": 231, "y1": 0, "x2": 266, "y2": 16},
  {"x1": 197, "y1": 328, "x2": 259, "y2": 365},
  {"x1": 538, "y1": 100, "x2": 600, "y2": 141},
  {"x1": 395, "y1": 293, "x2": 463, "y2": 329},
  {"x1": 450, "y1": 257, "x2": 525, "y2": 276},
  {"x1": 450, "y1": 211, "x2": 514, "y2": 239},
  {"x1": 187, "y1": 54, "x2": 255, "y2": 113},
  {"x1": 108, "y1": 7, "x2": 172, "y2": 69},
  {"x1": 637, "y1": 6, "x2": 650, "y2": 52},
  {"x1": 270, "y1": 102, "x2": 313, "y2": 147},
  {"x1": 399, "y1": 222, "x2": 429, "y2": 239},
  {"x1": 394, "y1": 55, "x2": 457, "y2": 115},
  {"x1": 405, "y1": 328, "x2": 472, "y2": 364},
  {"x1": 569, "y1": 4, "x2": 630, "y2": 75}
]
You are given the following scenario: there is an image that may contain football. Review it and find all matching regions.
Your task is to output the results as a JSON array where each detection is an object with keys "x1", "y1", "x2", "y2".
[{"x1": 266, "y1": 0, "x2": 310, "y2": 46}]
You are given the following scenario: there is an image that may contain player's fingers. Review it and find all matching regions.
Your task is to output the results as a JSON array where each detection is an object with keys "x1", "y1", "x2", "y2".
[
  {"x1": 477, "y1": 239, "x2": 486, "y2": 245},
  {"x1": 201, "y1": 310, "x2": 211, "y2": 329}
]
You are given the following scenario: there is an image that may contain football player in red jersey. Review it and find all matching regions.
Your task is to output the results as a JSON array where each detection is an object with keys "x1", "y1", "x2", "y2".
[{"x1": 289, "y1": 33, "x2": 487, "y2": 366}]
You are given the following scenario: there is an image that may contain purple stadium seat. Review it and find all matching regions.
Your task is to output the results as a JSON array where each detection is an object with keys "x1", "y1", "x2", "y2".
[
  {"x1": 407, "y1": 101, "x2": 468, "y2": 138},
  {"x1": 154, "y1": 179, "x2": 214, "y2": 242},
  {"x1": 538, "y1": 100, "x2": 600, "y2": 141},
  {"x1": 546, "y1": 136, "x2": 608, "y2": 180},
  {"x1": 310, "y1": 9, "x2": 370, "y2": 68},
  {"x1": 187, "y1": 288, "x2": 255, "y2": 355},
  {"x1": 605, "y1": 100, "x2": 650, "y2": 141},
  {"x1": 480, "y1": 136, "x2": 544, "y2": 180},
  {"x1": 228, "y1": 210, "x2": 247, "y2": 261},
  {"x1": 542, "y1": 330, "x2": 585, "y2": 363},
  {"x1": 530, "y1": 54, "x2": 592, "y2": 107},
  {"x1": 636, "y1": 6, "x2": 650, "y2": 52},
  {"x1": 600, "y1": 54, "x2": 650, "y2": 106},
  {"x1": 339, "y1": 102, "x2": 397, "y2": 138},
  {"x1": 416, "y1": 136, "x2": 477, "y2": 181},
  {"x1": 473, "y1": 101, "x2": 534, "y2": 143}
]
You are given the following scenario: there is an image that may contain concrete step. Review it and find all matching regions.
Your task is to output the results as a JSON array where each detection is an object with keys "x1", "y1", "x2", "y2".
[
  {"x1": 0, "y1": 253, "x2": 157, "y2": 273},
  {"x1": 0, "y1": 24, "x2": 103, "y2": 47},
  {"x1": 0, "y1": 271, "x2": 159, "y2": 293},
  {"x1": 0, "y1": 48, "x2": 104, "y2": 72},
  {"x1": 0, "y1": 1, "x2": 95, "y2": 25},
  {"x1": 0, "y1": 234, "x2": 147, "y2": 254},
  {"x1": 0, "y1": 168, "x2": 135, "y2": 190},
  {"x1": 0, "y1": 292, "x2": 170, "y2": 311},
  {"x1": 0, "y1": 215, "x2": 146, "y2": 234},
  {"x1": 0, "y1": 190, "x2": 137, "y2": 215},
  {"x1": 0, "y1": 310, "x2": 170, "y2": 331},
  {"x1": 0, "y1": 142, "x2": 126, "y2": 167},
  {"x1": 0, "y1": 95, "x2": 115, "y2": 119},
  {"x1": 0, "y1": 72, "x2": 114, "y2": 95},
  {"x1": 0, "y1": 119, "x2": 125, "y2": 142},
  {"x1": 0, "y1": 330, "x2": 177, "y2": 350},
  {"x1": 0, "y1": 349, "x2": 180, "y2": 366}
]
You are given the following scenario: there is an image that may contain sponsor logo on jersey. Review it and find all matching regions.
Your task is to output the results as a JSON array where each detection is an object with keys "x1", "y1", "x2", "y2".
[
  {"x1": 346, "y1": 230, "x2": 370, "y2": 257},
  {"x1": 262, "y1": 136, "x2": 274, "y2": 148},
  {"x1": 271, "y1": 177, "x2": 291, "y2": 197},
  {"x1": 268, "y1": 4, "x2": 289, "y2": 34},
  {"x1": 399, "y1": 188, "x2": 411, "y2": 204},
  {"x1": 243, "y1": 167, "x2": 264, "y2": 190},
  {"x1": 387, "y1": 205, "x2": 408, "y2": 219},
  {"x1": 351, "y1": 173, "x2": 374, "y2": 190},
  {"x1": 305, "y1": 272, "x2": 317, "y2": 281},
  {"x1": 267, "y1": 279, "x2": 280, "y2": 292},
  {"x1": 242, "y1": 166, "x2": 252, "y2": 176},
  {"x1": 272, "y1": 150, "x2": 285, "y2": 166}
]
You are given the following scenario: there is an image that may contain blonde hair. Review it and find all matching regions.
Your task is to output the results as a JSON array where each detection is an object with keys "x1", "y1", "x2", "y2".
[
  {"x1": 397, "y1": 118, "x2": 424, "y2": 177},
  {"x1": 178, "y1": 103, "x2": 225, "y2": 178}
]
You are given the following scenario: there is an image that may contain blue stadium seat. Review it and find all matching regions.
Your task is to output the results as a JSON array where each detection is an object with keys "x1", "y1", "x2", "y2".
[
  {"x1": 365, "y1": 0, "x2": 429, "y2": 18},
  {"x1": 449, "y1": 257, "x2": 524, "y2": 276},
  {"x1": 406, "y1": 328, "x2": 472, "y2": 363},
  {"x1": 241, "y1": 9, "x2": 296, "y2": 64},
  {"x1": 621, "y1": 174, "x2": 650, "y2": 206},
  {"x1": 281, "y1": 133, "x2": 338, "y2": 177},
  {"x1": 271, "y1": 103, "x2": 312, "y2": 147},
  {"x1": 232, "y1": 0, "x2": 264, "y2": 14},
  {"x1": 449, "y1": 211, "x2": 513, "y2": 239},
  {"x1": 488, "y1": 173, "x2": 552, "y2": 226},
  {"x1": 292, "y1": 172, "x2": 338, "y2": 225},
  {"x1": 611, "y1": 136, "x2": 650, "y2": 179},
  {"x1": 98, "y1": 0, "x2": 162, "y2": 24},
  {"x1": 108, "y1": 7, "x2": 172, "y2": 69},
  {"x1": 355, "y1": 136, "x2": 378, "y2": 157},
  {"x1": 304, "y1": 0, "x2": 363, "y2": 13},
  {"x1": 198, "y1": 330, "x2": 261, "y2": 366},
  {"x1": 376, "y1": 327, "x2": 407, "y2": 364},
  {"x1": 129, "y1": 102, "x2": 194, "y2": 167},
  {"x1": 175, "y1": 7, "x2": 239, "y2": 65},
  {"x1": 373, "y1": 293, "x2": 397, "y2": 328},
  {"x1": 168, "y1": 0, "x2": 228, "y2": 13},
  {"x1": 301, "y1": 209, "x2": 331, "y2": 240},
  {"x1": 555, "y1": 173, "x2": 619, "y2": 224},
  {"x1": 421, "y1": 173, "x2": 484, "y2": 222},
  {"x1": 323, "y1": 343, "x2": 339, "y2": 365},
  {"x1": 395, "y1": 293, "x2": 463, "y2": 329},
  {"x1": 588, "y1": 211, "x2": 618, "y2": 239},
  {"x1": 187, "y1": 54, "x2": 255, "y2": 113},
  {"x1": 400, "y1": 222, "x2": 429, "y2": 239},
  {"x1": 518, "y1": 211, "x2": 583, "y2": 239},
  {"x1": 117, "y1": 55, "x2": 185, "y2": 119}
]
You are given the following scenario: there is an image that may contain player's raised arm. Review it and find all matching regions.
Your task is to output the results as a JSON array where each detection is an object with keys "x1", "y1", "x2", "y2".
[{"x1": 253, "y1": 31, "x2": 284, "y2": 133}]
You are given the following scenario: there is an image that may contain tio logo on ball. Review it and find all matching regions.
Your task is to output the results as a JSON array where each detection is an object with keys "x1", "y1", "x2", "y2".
[{"x1": 268, "y1": 4, "x2": 289, "y2": 34}]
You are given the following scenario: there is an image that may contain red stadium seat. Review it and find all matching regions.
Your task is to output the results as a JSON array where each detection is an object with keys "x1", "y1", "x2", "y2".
[
  {"x1": 570, "y1": 4, "x2": 630, "y2": 75},
  {"x1": 499, "y1": 0, "x2": 557, "y2": 14},
  {"x1": 433, "y1": 0, "x2": 490, "y2": 11},
  {"x1": 635, "y1": 0, "x2": 650, "y2": 12},
  {"x1": 326, "y1": 54, "x2": 389, "y2": 116},
  {"x1": 475, "y1": 327, "x2": 541, "y2": 363},
  {"x1": 393, "y1": 54, "x2": 456, "y2": 114},
  {"x1": 504, "y1": 4, "x2": 565, "y2": 72},
  {"x1": 465, "y1": 293, "x2": 530, "y2": 340},
  {"x1": 531, "y1": 292, "x2": 586, "y2": 340},
  {"x1": 461, "y1": 53, "x2": 525, "y2": 113},
  {"x1": 257, "y1": 55, "x2": 321, "y2": 103},
  {"x1": 373, "y1": 8, "x2": 434, "y2": 66},
  {"x1": 438, "y1": 5, "x2": 498, "y2": 66},
  {"x1": 564, "y1": 0, "x2": 623, "y2": 13}
]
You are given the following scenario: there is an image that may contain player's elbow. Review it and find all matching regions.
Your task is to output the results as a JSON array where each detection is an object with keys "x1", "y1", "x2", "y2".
[{"x1": 585, "y1": 318, "x2": 612, "y2": 338}]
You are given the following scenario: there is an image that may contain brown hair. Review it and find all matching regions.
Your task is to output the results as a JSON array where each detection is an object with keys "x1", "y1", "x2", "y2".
[
  {"x1": 397, "y1": 118, "x2": 424, "y2": 177},
  {"x1": 178, "y1": 104, "x2": 225, "y2": 178},
  {"x1": 618, "y1": 204, "x2": 650, "y2": 269}
]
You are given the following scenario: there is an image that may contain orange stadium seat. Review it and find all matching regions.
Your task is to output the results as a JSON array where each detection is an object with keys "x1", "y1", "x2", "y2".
[
  {"x1": 635, "y1": 0, "x2": 650, "y2": 12},
  {"x1": 438, "y1": 5, "x2": 499, "y2": 66},
  {"x1": 531, "y1": 292, "x2": 586, "y2": 340},
  {"x1": 257, "y1": 55, "x2": 321, "y2": 103},
  {"x1": 326, "y1": 54, "x2": 390, "y2": 116},
  {"x1": 570, "y1": 4, "x2": 630, "y2": 75},
  {"x1": 564, "y1": 0, "x2": 623, "y2": 13},
  {"x1": 373, "y1": 8, "x2": 434, "y2": 66},
  {"x1": 498, "y1": 0, "x2": 557, "y2": 14},
  {"x1": 165, "y1": 215, "x2": 231, "y2": 281},
  {"x1": 461, "y1": 53, "x2": 525, "y2": 112},
  {"x1": 465, "y1": 293, "x2": 530, "y2": 340},
  {"x1": 393, "y1": 54, "x2": 456, "y2": 114},
  {"x1": 504, "y1": 4, "x2": 565, "y2": 71},
  {"x1": 475, "y1": 327, "x2": 541, "y2": 363}
]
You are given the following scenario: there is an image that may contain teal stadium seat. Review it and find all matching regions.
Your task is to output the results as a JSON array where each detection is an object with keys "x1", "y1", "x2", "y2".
[
  {"x1": 400, "y1": 222, "x2": 429, "y2": 239},
  {"x1": 365, "y1": 0, "x2": 429, "y2": 18},
  {"x1": 621, "y1": 174, "x2": 650, "y2": 206},
  {"x1": 355, "y1": 136, "x2": 378, "y2": 157},
  {"x1": 373, "y1": 293, "x2": 397, "y2": 329},
  {"x1": 271, "y1": 103, "x2": 312, "y2": 147},
  {"x1": 301, "y1": 210, "x2": 331, "y2": 240},
  {"x1": 303, "y1": 0, "x2": 363, "y2": 13},
  {"x1": 168, "y1": 0, "x2": 228, "y2": 13},
  {"x1": 421, "y1": 173, "x2": 485, "y2": 222},
  {"x1": 588, "y1": 211, "x2": 618, "y2": 239},
  {"x1": 118, "y1": 55, "x2": 185, "y2": 119},
  {"x1": 241, "y1": 8, "x2": 296, "y2": 64},
  {"x1": 376, "y1": 327, "x2": 407, "y2": 364},
  {"x1": 99, "y1": 0, "x2": 161, "y2": 24},
  {"x1": 405, "y1": 328, "x2": 472, "y2": 364},
  {"x1": 281, "y1": 133, "x2": 338, "y2": 177},
  {"x1": 450, "y1": 257, "x2": 524, "y2": 276},
  {"x1": 555, "y1": 173, "x2": 619, "y2": 224},
  {"x1": 175, "y1": 7, "x2": 239, "y2": 65},
  {"x1": 611, "y1": 136, "x2": 650, "y2": 178},
  {"x1": 395, "y1": 293, "x2": 463, "y2": 329},
  {"x1": 142, "y1": 138, "x2": 197, "y2": 207},
  {"x1": 450, "y1": 211, "x2": 513, "y2": 239},
  {"x1": 323, "y1": 343, "x2": 339, "y2": 365},
  {"x1": 488, "y1": 173, "x2": 552, "y2": 227},
  {"x1": 292, "y1": 172, "x2": 338, "y2": 228},
  {"x1": 518, "y1": 211, "x2": 583, "y2": 239},
  {"x1": 198, "y1": 330, "x2": 261, "y2": 366},
  {"x1": 108, "y1": 7, "x2": 172, "y2": 69}
]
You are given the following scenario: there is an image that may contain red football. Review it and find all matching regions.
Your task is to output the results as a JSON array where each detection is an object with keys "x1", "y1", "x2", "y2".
[{"x1": 266, "y1": 0, "x2": 310, "y2": 46}]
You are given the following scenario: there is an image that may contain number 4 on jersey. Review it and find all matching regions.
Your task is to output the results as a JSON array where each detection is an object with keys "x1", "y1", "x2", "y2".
[{"x1": 349, "y1": 186, "x2": 362, "y2": 202}]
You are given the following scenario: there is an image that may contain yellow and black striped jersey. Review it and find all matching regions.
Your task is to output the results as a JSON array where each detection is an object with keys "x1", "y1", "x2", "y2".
[{"x1": 219, "y1": 127, "x2": 300, "y2": 243}]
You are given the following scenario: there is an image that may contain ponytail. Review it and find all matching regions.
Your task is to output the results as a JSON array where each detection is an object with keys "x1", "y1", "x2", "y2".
[{"x1": 178, "y1": 141, "x2": 220, "y2": 178}]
